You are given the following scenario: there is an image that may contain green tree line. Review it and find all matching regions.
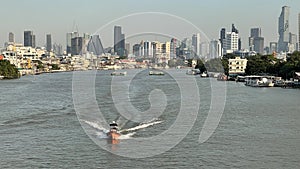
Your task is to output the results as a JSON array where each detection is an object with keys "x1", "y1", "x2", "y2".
[
  {"x1": 192, "y1": 51, "x2": 300, "y2": 79},
  {"x1": 0, "y1": 60, "x2": 19, "y2": 79}
]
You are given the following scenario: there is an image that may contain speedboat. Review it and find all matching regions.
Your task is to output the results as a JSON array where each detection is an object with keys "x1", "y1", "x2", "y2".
[{"x1": 107, "y1": 121, "x2": 120, "y2": 140}]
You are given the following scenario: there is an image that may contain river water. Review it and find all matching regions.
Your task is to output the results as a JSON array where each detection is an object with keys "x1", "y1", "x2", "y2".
[{"x1": 0, "y1": 69, "x2": 299, "y2": 168}]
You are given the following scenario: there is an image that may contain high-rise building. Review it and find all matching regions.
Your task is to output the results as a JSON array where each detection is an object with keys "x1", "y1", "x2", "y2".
[
  {"x1": 249, "y1": 28, "x2": 264, "y2": 54},
  {"x1": 32, "y1": 34, "x2": 36, "y2": 48},
  {"x1": 9, "y1": 32, "x2": 14, "y2": 43},
  {"x1": 200, "y1": 42, "x2": 209, "y2": 58},
  {"x1": 46, "y1": 34, "x2": 52, "y2": 52},
  {"x1": 209, "y1": 40, "x2": 222, "y2": 58},
  {"x1": 24, "y1": 30, "x2": 34, "y2": 47},
  {"x1": 223, "y1": 32, "x2": 239, "y2": 54},
  {"x1": 278, "y1": 6, "x2": 290, "y2": 52},
  {"x1": 170, "y1": 38, "x2": 178, "y2": 58},
  {"x1": 133, "y1": 44, "x2": 140, "y2": 56},
  {"x1": 125, "y1": 43, "x2": 130, "y2": 55},
  {"x1": 289, "y1": 33, "x2": 297, "y2": 53},
  {"x1": 71, "y1": 37, "x2": 83, "y2": 55},
  {"x1": 250, "y1": 28, "x2": 261, "y2": 38},
  {"x1": 232, "y1": 24, "x2": 239, "y2": 34},
  {"x1": 114, "y1": 26, "x2": 126, "y2": 56},
  {"x1": 53, "y1": 43, "x2": 63, "y2": 56},
  {"x1": 192, "y1": 33, "x2": 200, "y2": 56},
  {"x1": 87, "y1": 35, "x2": 105, "y2": 55},
  {"x1": 66, "y1": 32, "x2": 79, "y2": 54}
]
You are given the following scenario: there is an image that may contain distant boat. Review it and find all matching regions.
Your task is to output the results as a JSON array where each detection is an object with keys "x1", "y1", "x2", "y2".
[
  {"x1": 217, "y1": 74, "x2": 228, "y2": 81},
  {"x1": 245, "y1": 76, "x2": 274, "y2": 87},
  {"x1": 0, "y1": 75, "x2": 4, "y2": 80},
  {"x1": 200, "y1": 72, "x2": 209, "y2": 78},
  {"x1": 107, "y1": 121, "x2": 120, "y2": 140},
  {"x1": 186, "y1": 69, "x2": 200, "y2": 75},
  {"x1": 149, "y1": 71, "x2": 164, "y2": 75},
  {"x1": 111, "y1": 71, "x2": 127, "y2": 76}
]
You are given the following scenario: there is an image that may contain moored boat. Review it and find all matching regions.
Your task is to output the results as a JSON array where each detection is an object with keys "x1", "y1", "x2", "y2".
[{"x1": 245, "y1": 76, "x2": 274, "y2": 87}]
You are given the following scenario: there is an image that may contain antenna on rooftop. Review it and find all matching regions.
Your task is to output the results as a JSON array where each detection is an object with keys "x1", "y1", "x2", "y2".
[{"x1": 72, "y1": 20, "x2": 79, "y2": 33}]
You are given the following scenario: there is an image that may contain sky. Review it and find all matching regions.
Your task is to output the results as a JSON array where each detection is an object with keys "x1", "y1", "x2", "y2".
[{"x1": 0, "y1": 0, "x2": 299, "y2": 49}]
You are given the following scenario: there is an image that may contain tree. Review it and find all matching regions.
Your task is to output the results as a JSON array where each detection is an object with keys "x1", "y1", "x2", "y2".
[{"x1": 0, "y1": 60, "x2": 19, "y2": 79}]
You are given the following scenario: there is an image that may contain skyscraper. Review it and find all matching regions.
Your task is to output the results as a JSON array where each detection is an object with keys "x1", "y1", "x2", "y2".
[
  {"x1": 209, "y1": 40, "x2": 222, "y2": 58},
  {"x1": 114, "y1": 26, "x2": 125, "y2": 56},
  {"x1": 9, "y1": 32, "x2": 14, "y2": 43},
  {"x1": 223, "y1": 32, "x2": 239, "y2": 54},
  {"x1": 289, "y1": 33, "x2": 297, "y2": 52},
  {"x1": 125, "y1": 43, "x2": 130, "y2": 55},
  {"x1": 24, "y1": 30, "x2": 33, "y2": 47},
  {"x1": 46, "y1": 34, "x2": 52, "y2": 52},
  {"x1": 32, "y1": 34, "x2": 36, "y2": 48},
  {"x1": 192, "y1": 33, "x2": 200, "y2": 57},
  {"x1": 232, "y1": 24, "x2": 239, "y2": 34},
  {"x1": 66, "y1": 32, "x2": 79, "y2": 54},
  {"x1": 87, "y1": 35, "x2": 105, "y2": 55},
  {"x1": 249, "y1": 28, "x2": 264, "y2": 54},
  {"x1": 71, "y1": 37, "x2": 83, "y2": 55},
  {"x1": 250, "y1": 28, "x2": 261, "y2": 38},
  {"x1": 278, "y1": 6, "x2": 290, "y2": 52}
]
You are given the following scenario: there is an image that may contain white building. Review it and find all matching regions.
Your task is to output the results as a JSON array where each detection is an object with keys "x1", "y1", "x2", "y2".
[
  {"x1": 223, "y1": 32, "x2": 239, "y2": 54},
  {"x1": 228, "y1": 57, "x2": 247, "y2": 75}
]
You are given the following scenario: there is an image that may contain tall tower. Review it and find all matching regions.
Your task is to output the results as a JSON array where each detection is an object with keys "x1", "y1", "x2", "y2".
[
  {"x1": 24, "y1": 30, "x2": 33, "y2": 47},
  {"x1": 87, "y1": 35, "x2": 105, "y2": 55},
  {"x1": 66, "y1": 31, "x2": 78, "y2": 54},
  {"x1": 8, "y1": 32, "x2": 14, "y2": 43},
  {"x1": 46, "y1": 34, "x2": 52, "y2": 52},
  {"x1": 278, "y1": 6, "x2": 290, "y2": 52},
  {"x1": 192, "y1": 33, "x2": 200, "y2": 57},
  {"x1": 113, "y1": 26, "x2": 125, "y2": 56},
  {"x1": 223, "y1": 32, "x2": 239, "y2": 53},
  {"x1": 249, "y1": 28, "x2": 264, "y2": 54}
]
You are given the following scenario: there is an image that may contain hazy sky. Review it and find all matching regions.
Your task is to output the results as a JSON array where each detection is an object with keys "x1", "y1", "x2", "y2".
[{"x1": 0, "y1": 0, "x2": 299, "y2": 49}]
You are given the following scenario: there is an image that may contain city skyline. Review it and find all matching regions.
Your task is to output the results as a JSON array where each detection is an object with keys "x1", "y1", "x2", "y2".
[{"x1": 0, "y1": 0, "x2": 299, "y2": 49}]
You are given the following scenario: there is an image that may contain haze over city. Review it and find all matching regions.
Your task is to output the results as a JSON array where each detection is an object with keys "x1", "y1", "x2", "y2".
[{"x1": 0, "y1": 0, "x2": 299, "y2": 48}]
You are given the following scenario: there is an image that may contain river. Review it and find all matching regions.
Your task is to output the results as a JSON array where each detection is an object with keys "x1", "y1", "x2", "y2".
[{"x1": 0, "y1": 69, "x2": 299, "y2": 168}]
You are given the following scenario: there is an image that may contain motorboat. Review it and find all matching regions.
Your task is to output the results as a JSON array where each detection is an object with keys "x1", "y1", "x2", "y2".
[
  {"x1": 149, "y1": 71, "x2": 164, "y2": 75},
  {"x1": 111, "y1": 71, "x2": 127, "y2": 76},
  {"x1": 107, "y1": 121, "x2": 120, "y2": 140}
]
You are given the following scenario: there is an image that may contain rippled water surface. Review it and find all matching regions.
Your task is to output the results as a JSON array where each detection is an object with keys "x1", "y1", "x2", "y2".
[{"x1": 0, "y1": 70, "x2": 299, "y2": 168}]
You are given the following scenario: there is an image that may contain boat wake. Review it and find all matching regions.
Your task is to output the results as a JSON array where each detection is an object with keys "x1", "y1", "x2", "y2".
[
  {"x1": 120, "y1": 119, "x2": 163, "y2": 132},
  {"x1": 82, "y1": 118, "x2": 163, "y2": 140}
]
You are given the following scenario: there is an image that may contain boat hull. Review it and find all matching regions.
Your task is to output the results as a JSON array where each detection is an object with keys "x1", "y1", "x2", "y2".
[{"x1": 107, "y1": 131, "x2": 120, "y2": 140}]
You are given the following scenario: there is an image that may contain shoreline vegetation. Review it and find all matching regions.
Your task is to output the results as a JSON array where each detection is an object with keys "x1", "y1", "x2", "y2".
[
  {"x1": 190, "y1": 51, "x2": 300, "y2": 80},
  {"x1": 0, "y1": 60, "x2": 20, "y2": 79}
]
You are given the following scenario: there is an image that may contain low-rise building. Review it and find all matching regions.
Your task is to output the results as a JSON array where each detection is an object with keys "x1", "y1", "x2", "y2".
[{"x1": 228, "y1": 57, "x2": 248, "y2": 75}]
